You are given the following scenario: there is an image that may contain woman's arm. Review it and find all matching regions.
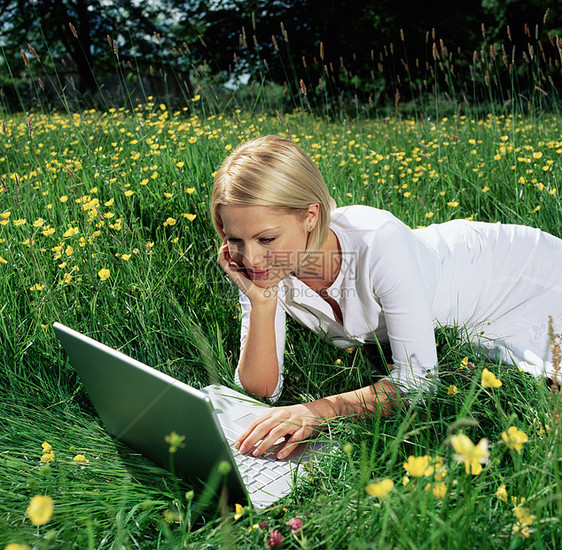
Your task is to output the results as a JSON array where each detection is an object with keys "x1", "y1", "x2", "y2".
[
  {"x1": 235, "y1": 378, "x2": 404, "y2": 459},
  {"x1": 237, "y1": 298, "x2": 280, "y2": 397},
  {"x1": 218, "y1": 241, "x2": 284, "y2": 398}
]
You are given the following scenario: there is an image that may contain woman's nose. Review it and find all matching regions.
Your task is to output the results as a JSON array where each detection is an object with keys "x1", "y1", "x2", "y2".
[{"x1": 244, "y1": 244, "x2": 264, "y2": 267}]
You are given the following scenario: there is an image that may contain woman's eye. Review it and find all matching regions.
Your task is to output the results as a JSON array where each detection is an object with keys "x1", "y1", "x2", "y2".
[{"x1": 259, "y1": 237, "x2": 275, "y2": 244}]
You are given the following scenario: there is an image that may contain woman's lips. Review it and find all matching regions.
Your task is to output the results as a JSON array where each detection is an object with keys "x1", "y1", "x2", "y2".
[{"x1": 246, "y1": 267, "x2": 274, "y2": 279}]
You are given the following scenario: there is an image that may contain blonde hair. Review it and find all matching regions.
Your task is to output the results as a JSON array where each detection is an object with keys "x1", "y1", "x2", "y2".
[{"x1": 211, "y1": 135, "x2": 336, "y2": 260}]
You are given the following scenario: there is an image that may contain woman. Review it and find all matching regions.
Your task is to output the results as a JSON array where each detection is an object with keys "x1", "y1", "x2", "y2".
[{"x1": 211, "y1": 135, "x2": 562, "y2": 460}]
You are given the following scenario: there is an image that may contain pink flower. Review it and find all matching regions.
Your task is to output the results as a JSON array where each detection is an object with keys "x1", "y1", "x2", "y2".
[
  {"x1": 288, "y1": 517, "x2": 302, "y2": 532},
  {"x1": 267, "y1": 529, "x2": 284, "y2": 548}
]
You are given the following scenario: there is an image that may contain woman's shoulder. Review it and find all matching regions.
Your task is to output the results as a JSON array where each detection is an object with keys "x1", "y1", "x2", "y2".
[{"x1": 330, "y1": 205, "x2": 406, "y2": 233}]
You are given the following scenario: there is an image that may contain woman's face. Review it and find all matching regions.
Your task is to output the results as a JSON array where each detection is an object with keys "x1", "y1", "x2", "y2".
[{"x1": 220, "y1": 204, "x2": 317, "y2": 288}]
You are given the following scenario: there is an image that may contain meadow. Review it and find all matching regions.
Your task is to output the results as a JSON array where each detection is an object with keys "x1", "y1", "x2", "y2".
[{"x1": 1, "y1": 83, "x2": 561, "y2": 547}]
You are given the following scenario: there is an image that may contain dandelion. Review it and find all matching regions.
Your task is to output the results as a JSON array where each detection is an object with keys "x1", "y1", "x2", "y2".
[
  {"x1": 501, "y1": 426, "x2": 528, "y2": 453},
  {"x1": 98, "y1": 269, "x2": 110, "y2": 281},
  {"x1": 365, "y1": 478, "x2": 394, "y2": 499},
  {"x1": 26, "y1": 495, "x2": 54, "y2": 525},
  {"x1": 450, "y1": 433, "x2": 489, "y2": 475},
  {"x1": 447, "y1": 385, "x2": 458, "y2": 396},
  {"x1": 73, "y1": 454, "x2": 88, "y2": 463},
  {"x1": 481, "y1": 368, "x2": 502, "y2": 388},
  {"x1": 233, "y1": 503, "x2": 244, "y2": 520},
  {"x1": 495, "y1": 484, "x2": 508, "y2": 502}
]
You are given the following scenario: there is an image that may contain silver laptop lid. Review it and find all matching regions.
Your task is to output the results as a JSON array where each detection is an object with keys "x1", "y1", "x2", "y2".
[{"x1": 53, "y1": 322, "x2": 248, "y2": 503}]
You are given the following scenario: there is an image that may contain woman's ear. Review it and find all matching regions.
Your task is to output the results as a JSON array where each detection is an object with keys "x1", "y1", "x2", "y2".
[{"x1": 306, "y1": 203, "x2": 320, "y2": 228}]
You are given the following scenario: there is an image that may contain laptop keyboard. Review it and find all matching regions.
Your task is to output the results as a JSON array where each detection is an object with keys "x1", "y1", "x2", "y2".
[{"x1": 222, "y1": 426, "x2": 294, "y2": 495}]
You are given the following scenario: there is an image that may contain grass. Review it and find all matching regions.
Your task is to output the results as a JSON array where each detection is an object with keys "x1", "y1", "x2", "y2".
[{"x1": 1, "y1": 20, "x2": 562, "y2": 549}]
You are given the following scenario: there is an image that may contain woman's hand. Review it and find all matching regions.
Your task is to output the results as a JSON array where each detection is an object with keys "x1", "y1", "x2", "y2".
[
  {"x1": 234, "y1": 402, "x2": 328, "y2": 460},
  {"x1": 217, "y1": 239, "x2": 278, "y2": 306}
]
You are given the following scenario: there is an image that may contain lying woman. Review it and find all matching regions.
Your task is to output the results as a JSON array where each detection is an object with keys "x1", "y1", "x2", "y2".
[{"x1": 210, "y1": 135, "x2": 562, "y2": 460}]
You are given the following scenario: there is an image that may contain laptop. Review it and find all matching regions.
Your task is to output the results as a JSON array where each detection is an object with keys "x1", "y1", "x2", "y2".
[{"x1": 53, "y1": 322, "x2": 328, "y2": 509}]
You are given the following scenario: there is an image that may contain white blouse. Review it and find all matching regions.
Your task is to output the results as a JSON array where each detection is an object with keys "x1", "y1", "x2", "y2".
[{"x1": 235, "y1": 206, "x2": 562, "y2": 401}]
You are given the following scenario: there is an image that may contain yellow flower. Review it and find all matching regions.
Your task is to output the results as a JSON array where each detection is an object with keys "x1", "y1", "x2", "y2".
[
  {"x1": 501, "y1": 426, "x2": 528, "y2": 453},
  {"x1": 481, "y1": 368, "x2": 502, "y2": 388},
  {"x1": 73, "y1": 454, "x2": 88, "y2": 463},
  {"x1": 403, "y1": 455, "x2": 432, "y2": 477},
  {"x1": 425, "y1": 482, "x2": 447, "y2": 499},
  {"x1": 365, "y1": 478, "x2": 394, "y2": 499},
  {"x1": 163, "y1": 217, "x2": 176, "y2": 226},
  {"x1": 514, "y1": 505, "x2": 536, "y2": 526},
  {"x1": 124, "y1": 190, "x2": 134, "y2": 197},
  {"x1": 495, "y1": 484, "x2": 508, "y2": 502},
  {"x1": 450, "y1": 434, "x2": 489, "y2": 475},
  {"x1": 164, "y1": 431, "x2": 186, "y2": 453},
  {"x1": 481, "y1": 186, "x2": 490, "y2": 193},
  {"x1": 0, "y1": 256, "x2": 7, "y2": 264},
  {"x1": 13, "y1": 218, "x2": 27, "y2": 227},
  {"x1": 460, "y1": 357, "x2": 469, "y2": 368},
  {"x1": 176, "y1": 161, "x2": 185, "y2": 168},
  {"x1": 33, "y1": 218, "x2": 45, "y2": 227},
  {"x1": 59, "y1": 195, "x2": 68, "y2": 203},
  {"x1": 512, "y1": 522, "x2": 532, "y2": 538},
  {"x1": 185, "y1": 187, "x2": 195, "y2": 194},
  {"x1": 233, "y1": 503, "x2": 244, "y2": 520},
  {"x1": 447, "y1": 385, "x2": 458, "y2": 396},
  {"x1": 98, "y1": 268, "x2": 110, "y2": 281},
  {"x1": 40, "y1": 451, "x2": 55, "y2": 463},
  {"x1": 335, "y1": 358, "x2": 342, "y2": 365},
  {"x1": 41, "y1": 442, "x2": 52, "y2": 453},
  {"x1": 447, "y1": 201, "x2": 459, "y2": 207},
  {"x1": 121, "y1": 254, "x2": 131, "y2": 261},
  {"x1": 26, "y1": 495, "x2": 54, "y2": 525},
  {"x1": 183, "y1": 213, "x2": 196, "y2": 221},
  {"x1": 425, "y1": 211, "x2": 434, "y2": 218},
  {"x1": 63, "y1": 227, "x2": 79, "y2": 238},
  {"x1": 4, "y1": 543, "x2": 30, "y2": 550},
  {"x1": 30, "y1": 284, "x2": 45, "y2": 292}
]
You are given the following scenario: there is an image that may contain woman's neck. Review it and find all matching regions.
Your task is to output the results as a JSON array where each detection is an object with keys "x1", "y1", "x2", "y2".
[{"x1": 293, "y1": 229, "x2": 342, "y2": 292}]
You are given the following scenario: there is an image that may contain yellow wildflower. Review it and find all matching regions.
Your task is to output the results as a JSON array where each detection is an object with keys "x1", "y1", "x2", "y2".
[
  {"x1": 514, "y1": 505, "x2": 536, "y2": 526},
  {"x1": 73, "y1": 454, "x2": 88, "y2": 463},
  {"x1": 40, "y1": 451, "x2": 55, "y2": 464},
  {"x1": 185, "y1": 187, "x2": 195, "y2": 194},
  {"x1": 183, "y1": 213, "x2": 196, "y2": 221},
  {"x1": 98, "y1": 269, "x2": 110, "y2": 281},
  {"x1": 4, "y1": 543, "x2": 30, "y2": 550},
  {"x1": 450, "y1": 433, "x2": 489, "y2": 475},
  {"x1": 481, "y1": 368, "x2": 502, "y2": 388},
  {"x1": 0, "y1": 256, "x2": 7, "y2": 264},
  {"x1": 425, "y1": 482, "x2": 447, "y2": 499},
  {"x1": 30, "y1": 284, "x2": 45, "y2": 292},
  {"x1": 447, "y1": 385, "x2": 458, "y2": 396},
  {"x1": 501, "y1": 426, "x2": 528, "y2": 453},
  {"x1": 13, "y1": 218, "x2": 27, "y2": 227},
  {"x1": 365, "y1": 478, "x2": 394, "y2": 499},
  {"x1": 41, "y1": 442, "x2": 52, "y2": 453},
  {"x1": 27, "y1": 495, "x2": 54, "y2": 525},
  {"x1": 233, "y1": 503, "x2": 244, "y2": 520},
  {"x1": 403, "y1": 455, "x2": 432, "y2": 477},
  {"x1": 163, "y1": 217, "x2": 176, "y2": 227},
  {"x1": 495, "y1": 484, "x2": 508, "y2": 502},
  {"x1": 447, "y1": 201, "x2": 459, "y2": 207}
]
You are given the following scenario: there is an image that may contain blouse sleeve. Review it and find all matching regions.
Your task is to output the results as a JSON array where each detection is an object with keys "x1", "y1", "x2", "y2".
[
  {"x1": 234, "y1": 289, "x2": 287, "y2": 402},
  {"x1": 370, "y1": 221, "x2": 440, "y2": 395}
]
